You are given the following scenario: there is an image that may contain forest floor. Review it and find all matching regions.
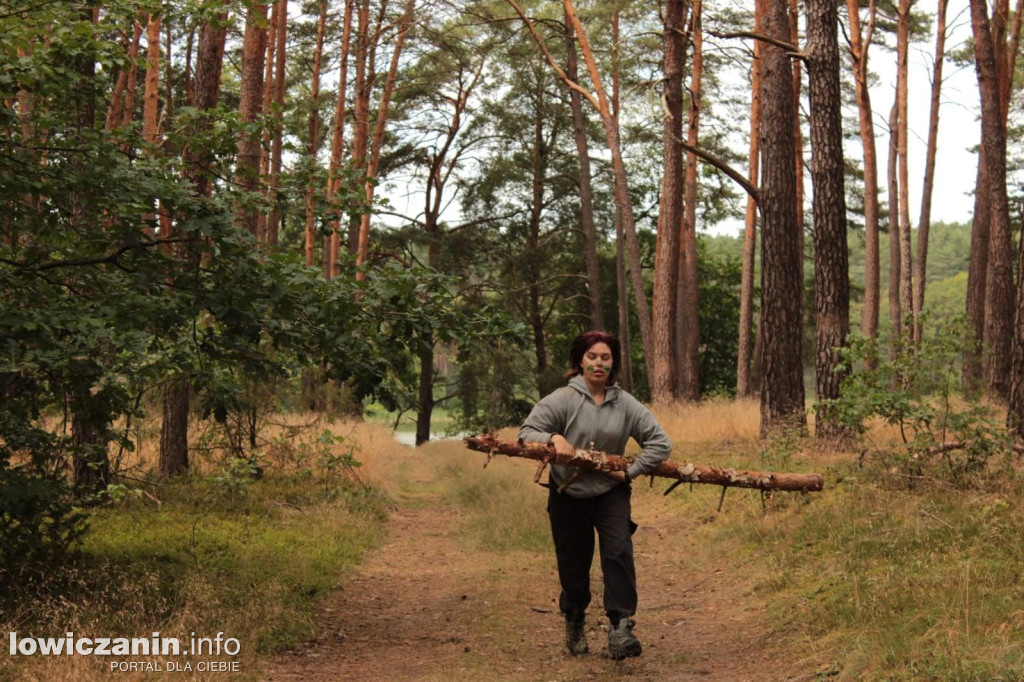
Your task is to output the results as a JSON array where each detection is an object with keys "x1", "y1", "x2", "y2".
[{"x1": 265, "y1": 437, "x2": 815, "y2": 682}]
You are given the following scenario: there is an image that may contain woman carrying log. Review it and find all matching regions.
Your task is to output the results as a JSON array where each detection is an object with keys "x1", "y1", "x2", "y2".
[{"x1": 518, "y1": 330, "x2": 671, "y2": 660}]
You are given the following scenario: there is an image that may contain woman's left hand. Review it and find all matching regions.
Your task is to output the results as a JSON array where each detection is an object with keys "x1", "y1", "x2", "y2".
[{"x1": 605, "y1": 470, "x2": 627, "y2": 482}]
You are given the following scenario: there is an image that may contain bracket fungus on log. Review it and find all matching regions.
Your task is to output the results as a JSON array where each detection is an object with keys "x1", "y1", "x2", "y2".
[{"x1": 463, "y1": 434, "x2": 824, "y2": 494}]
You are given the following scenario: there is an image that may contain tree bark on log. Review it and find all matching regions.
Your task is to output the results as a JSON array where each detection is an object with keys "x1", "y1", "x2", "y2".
[{"x1": 464, "y1": 435, "x2": 824, "y2": 493}]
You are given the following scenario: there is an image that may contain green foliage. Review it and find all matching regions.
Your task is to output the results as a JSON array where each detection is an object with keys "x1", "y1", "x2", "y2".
[
  {"x1": 849, "y1": 222, "x2": 971, "y2": 337},
  {"x1": 0, "y1": 1, "x2": 512, "y2": 575},
  {"x1": 697, "y1": 237, "x2": 743, "y2": 396},
  {"x1": 827, "y1": 318, "x2": 1012, "y2": 486},
  {"x1": 745, "y1": 470, "x2": 1024, "y2": 680},
  {"x1": 211, "y1": 455, "x2": 266, "y2": 500},
  {"x1": 1, "y1": 469, "x2": 387, "y2": 671},
  {"x1": 0, "y1": 461, "x2": 87, "y2": 578},
  {"x1": 453, "y1": 340, "x2": 536, "y2": 434}
]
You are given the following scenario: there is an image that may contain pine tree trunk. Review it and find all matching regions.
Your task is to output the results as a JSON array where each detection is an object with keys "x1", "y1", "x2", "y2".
[
  {"x1": 15, "y1": 43, "x2": 38, "y2": 230},
  {"x1": 805, "y1": 0, "x2": 850, "y2": 440},
  {"x1": 913, "y1": 0, "x2": 949, "y2": 343},
  {"x1": 758, "y1": 0, "x2": 806, "y2": 437},
  {"x1": 164, "y1": 20, "x2": 174, "y2": 120},
  {"x1": 993, "y1": 0, "x2": 1009, "y2": 108},
  {"x1": 143, "y1": 13, "x2": 162, "y2": 147},
  {"x1": 256, "y1": 1, "x2": 277, "y2": 242},
  {"x1": 142, "y1": 11, "x2": 163, "y2": 237},
  {"x1": 528, "y1": 67, "x2": 549, "y2": 386},
  {"x1": 416, "y1": 341, "x2": 434, "y2": 446},
  {"x1": 1003, "y1": 0, "x2": 1024, "y2": 434},
  {"x1": 562, "y1": 0, "x2": 655, "y2": 380},
  {"x1": 355, "y1": 0, "x2": 414, "y2": 277},
  {"x1": 738, "y1": 5, "x2": 763, "y2": 399},
  {"x1": 69, "y1": 0, "x2": 107, "y2": 492},
  {"x1": 266, "y1": 0, "x2": 288, "y2": 246},
  {"x1": 347, "y1": 0, "x2": 372, "y2": 256},
  {"x1": 886, "y1": 101, "x2": 901, "y2": 360},
  {"x1": 72, "y1": 395, "x2": 109, "y2": 494},
  {"x1": 509, "y1": 0, "x2": 654, "y2": 385},
  {"x1": 751, "y1": 318, "x2": 764, "y2": 394},
  {"x1": 847, "y1": 0, "x2": 880, "y2": 360},
  {"x1": 160, "y1": 380, "x2": 190, "y2": 476},
  {"x1": 565, "y1": 12, "x2": 603, "y2": 330},
  {"x1": 971, "y1": 0, "x2": 1015, "y2": 402},
  {"x1": 184, "y1": 26, "x2": 194, "y2": 106},
  {"x1": 615, "y1": 205, "x2": 633, "y2": 393},
  {"x1": 964, "y1": 151, "x2": 990, "y2": 389},
  {"x1": 897, "y1": 0, "x2": 914, "y2": 346},
  {"x1": 789, "y1": 0, "x2": 805, "y2": 244},
  {"x1": 119, "y1": 19, "x2": 142, "y2": 131},
  {"x1": 653, "y1": 0, "x2": 686, "y2": 403},
  {"x1": 304, "y1": 0, "x2": 328, "y2": 267},
  {"x1": 677, "y1": 0, "x2": 702, "y2": 402},
  {"x1": 326, "y1": 0, "x2": 355, "y2": 280},
  {"x1": 1001, "y1": 0, "x2": 1023, "y2": 124},
  {"x1": 160, "y1": 0, "x2": 227, "y2": 476},
  {"x1": 105, "y1": 21, "x2": 142, "y2": 131},
  {"x1": 611, "y1": 4, "x2": 632, "y2": 393},
  {"x1": 1010, "y1": 196, "x2": 1024, "y2": 439},
  {"x1": 236, "y1": 1, "x2": 268, "y2": 237},
  {"x1": 410, "y1": 53, "x2": 484, "y2": 442}
]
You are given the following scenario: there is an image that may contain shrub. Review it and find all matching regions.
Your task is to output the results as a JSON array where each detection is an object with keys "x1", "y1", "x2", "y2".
[{"x1": 826, "y1": 317, "x2": 1013, "y2": 486}]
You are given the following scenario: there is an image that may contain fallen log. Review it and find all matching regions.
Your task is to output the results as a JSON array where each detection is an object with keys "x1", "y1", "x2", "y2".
[{"x1": 464, "y1": 434, "x2": 824, "y2": 493}]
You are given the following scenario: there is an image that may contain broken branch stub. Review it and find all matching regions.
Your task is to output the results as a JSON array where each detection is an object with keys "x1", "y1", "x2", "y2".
[{"x1": 463, "y1": 435, "x2": 824, "y2": 493}]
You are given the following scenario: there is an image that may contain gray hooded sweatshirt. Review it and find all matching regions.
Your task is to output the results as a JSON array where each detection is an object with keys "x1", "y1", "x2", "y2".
[{"x1": 518, "y1": 375, "x2": 672, "y2": 498}]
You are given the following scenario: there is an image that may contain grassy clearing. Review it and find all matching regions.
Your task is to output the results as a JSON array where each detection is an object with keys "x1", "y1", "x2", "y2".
[
  {"x1": 432, "y1": 444, "x2": 551, "y2": 554},
  {"x1": 1, "y1": 417, "x2": 394, "y2": 681},
  {"x1": 412, "y1": 400, "x2": 1024, "y2": 680},
  {"x1": 754, "y1": 476, "x2": 1024, "y2": 680},
  {"x1": 6, "y1": 400, "x2": 1024, "y2": 680},
  {"x1": 643, "y1": 401, "x2": 1024, "y2": 680}
]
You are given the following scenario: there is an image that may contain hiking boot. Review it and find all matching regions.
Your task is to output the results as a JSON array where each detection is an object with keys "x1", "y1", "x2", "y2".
[
  {"x1": 565, "y1": 618, "x2": 588, "y2": 656},
  {"x1": 607, "y1": 618, "x2": 642, "y2": 660}
]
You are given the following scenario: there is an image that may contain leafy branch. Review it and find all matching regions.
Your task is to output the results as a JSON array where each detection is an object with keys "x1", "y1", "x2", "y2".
[{"x1": 0, "y1": 238, "x2": 190, "y2": 272}]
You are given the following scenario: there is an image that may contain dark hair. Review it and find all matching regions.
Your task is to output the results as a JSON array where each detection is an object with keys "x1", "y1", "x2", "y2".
[{"x1": 566, "y1": 331, "x2": 621, "y2": 383}]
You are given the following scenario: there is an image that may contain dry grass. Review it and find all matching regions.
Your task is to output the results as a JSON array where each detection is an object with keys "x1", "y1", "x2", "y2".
[
  {"x1": 654, "y1": 396, "x2": 761, "y2": 444},
  {"x1": 8, "y1": 398, "x2": 1024, "y2": 681},
  {"x1": 2, "y1": 414, "x2": 396, "y2": 682}
]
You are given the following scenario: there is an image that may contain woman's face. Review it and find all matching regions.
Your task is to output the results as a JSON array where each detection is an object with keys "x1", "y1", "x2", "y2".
[{"x1": 581, "y1": 342, "x2": 614, "y2": 386}]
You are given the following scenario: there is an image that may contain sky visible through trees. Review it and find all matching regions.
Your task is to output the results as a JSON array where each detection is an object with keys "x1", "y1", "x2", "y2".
[
  {"x1": 379, "y1": 1, "x2": 987, "y2": 237},
  {"x1": 8, "y1": 4, "x2": 1024, "y2": 678},
  {"x1": 5, "y1": 0, "x2": 1024, "y2": 504}
]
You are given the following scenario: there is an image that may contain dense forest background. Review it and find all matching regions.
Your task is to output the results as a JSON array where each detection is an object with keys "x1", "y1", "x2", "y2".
[{"x1": 4, "y1": 1, "x2": 1024, "y2": 676}]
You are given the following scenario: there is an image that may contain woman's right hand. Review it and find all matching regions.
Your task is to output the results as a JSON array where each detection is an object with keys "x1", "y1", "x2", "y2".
[{"x1": 549, "y1": 434, "x2": 575, "y2": 456}]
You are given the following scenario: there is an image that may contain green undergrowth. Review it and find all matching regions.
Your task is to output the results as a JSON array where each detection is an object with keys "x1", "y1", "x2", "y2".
[
  {"x1": 1, "y1": 472, "x2": 389, "y2": 679},
  {"x1": 648, "y1": 439, "x2": 1024, "y2": 681},
  {"x1": 427, "y1": 414, "x2": 1024, "y2": 679},
  {"x1": 425, "y1": 426, "x2": 1024, "y2": 678},
  {"x1": 758, "y1": 471, "x2": 1024, "y2": 680},
  {"x1": 425, "y1": 443, "x2": 550, "y2": 553}
]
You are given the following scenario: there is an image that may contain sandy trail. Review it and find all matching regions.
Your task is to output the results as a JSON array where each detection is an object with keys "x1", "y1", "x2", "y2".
[{"x1": 266, "y1": 449, "x2": 807, "y2": 682}]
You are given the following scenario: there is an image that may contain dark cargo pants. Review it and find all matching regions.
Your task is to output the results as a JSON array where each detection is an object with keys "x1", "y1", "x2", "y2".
[{"x1": 547, "y1": 482, "x2": 637, "y2": 624}]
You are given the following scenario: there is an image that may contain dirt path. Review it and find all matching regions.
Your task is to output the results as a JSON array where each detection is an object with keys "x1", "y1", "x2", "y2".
[{"x1": 266, "y1": 454, "x2": 808, "y2": 682}]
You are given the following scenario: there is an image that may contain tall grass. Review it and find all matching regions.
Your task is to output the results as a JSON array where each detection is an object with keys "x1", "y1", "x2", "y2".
[
  {"x1": 642, "y1": 399, "x2": 1024, "y2": 680},
  {"x1": 7, "y1": 399, "x2": 1024, "y2": 680},
  {"x1": 1, "y1": 415, "x2": 396, "y2": 681}
]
